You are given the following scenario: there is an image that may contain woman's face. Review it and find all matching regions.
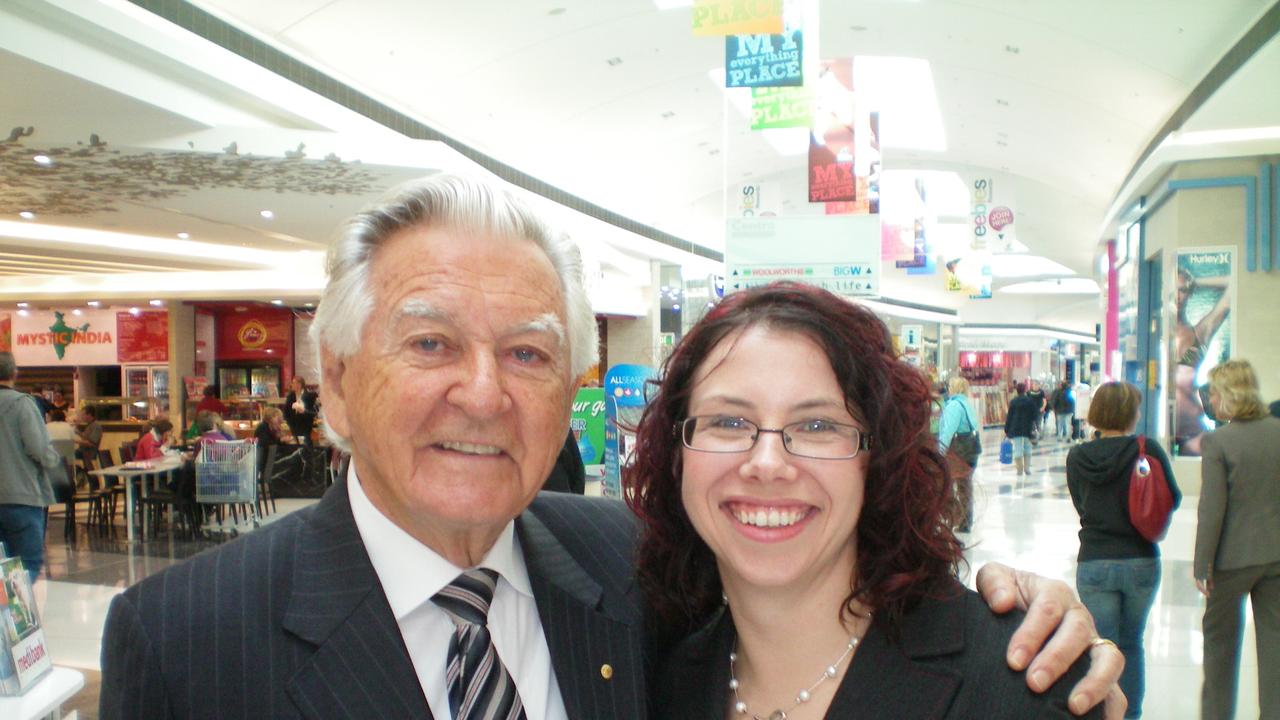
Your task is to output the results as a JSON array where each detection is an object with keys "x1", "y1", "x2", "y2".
[{"x1": 680, "y1": 325, "x2": 867, "y2": 595}]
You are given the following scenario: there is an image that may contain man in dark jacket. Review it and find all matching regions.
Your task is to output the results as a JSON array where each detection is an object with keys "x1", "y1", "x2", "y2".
[{"x1": 1005, "y1": 383, "x2": 1041, "y2": 475}]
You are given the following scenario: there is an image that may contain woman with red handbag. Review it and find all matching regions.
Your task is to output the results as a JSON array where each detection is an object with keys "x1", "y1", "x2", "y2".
[{"x1": 1067, "y1": 382, "x2": 1180, "y2": 719}]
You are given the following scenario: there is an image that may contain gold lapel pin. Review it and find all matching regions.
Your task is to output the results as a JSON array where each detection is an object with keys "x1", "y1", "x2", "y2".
[{"x1": 600, "y1": 664, "x2": 613, "y2": 680}]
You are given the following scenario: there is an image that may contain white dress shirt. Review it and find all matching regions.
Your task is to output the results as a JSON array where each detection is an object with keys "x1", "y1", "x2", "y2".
[{"x1": 347, "y1": 464, "x2": 568, "y2": 720}]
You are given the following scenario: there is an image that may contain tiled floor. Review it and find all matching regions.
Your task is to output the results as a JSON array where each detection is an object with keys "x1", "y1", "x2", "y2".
[{"x1": 29, "y1": 436, "x2": 1256, "y2": 718}]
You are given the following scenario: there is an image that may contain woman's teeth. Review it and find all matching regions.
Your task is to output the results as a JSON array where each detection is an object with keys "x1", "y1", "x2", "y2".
[{"x1": 732, "y1": 507, "x2": 806, "y2": 528}]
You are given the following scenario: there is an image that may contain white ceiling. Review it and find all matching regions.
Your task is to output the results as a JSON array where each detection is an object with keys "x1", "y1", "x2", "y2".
[{"x1": 1, "y1": 0, "x2": 1277, "y2": 330}]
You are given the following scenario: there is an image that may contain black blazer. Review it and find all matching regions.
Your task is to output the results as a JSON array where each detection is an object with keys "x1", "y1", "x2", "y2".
[
  {"x1": 100, "y1": 480, "x2": 649, "y2": 719},
  {"x1": 284, "y1": 389, "x2": 319, "y2": 437},
  {"x1": 655, "y1": 584, "x2": 1100, "y2": 720}
]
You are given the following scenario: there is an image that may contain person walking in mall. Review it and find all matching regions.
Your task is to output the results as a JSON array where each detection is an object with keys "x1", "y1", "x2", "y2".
[
  {"x1": 1067, "y1": 381, "x2": 1179, "y2": 719},
  {"x1": 939, "y1": 375, "x2": 981, "y2": 531},
  {"x1": 1028, "y1": 380, "x2": 1048, "y2": 439},
  {"x1": 1005, "y1": 382, "x2": 1039, "y2": 475},
  {"x1": 1054, "y1": 380, "x2": 1076, "y2": 441},
  {"x1": 1194, "y1": 359, "x2": 1280, "y2": 720},
  {"x1": 0, "y1": 352, "x2": 61, "y2": 583},
  {"x1": 98, "y1": 173, "x2": 1124, "y2": 720}
]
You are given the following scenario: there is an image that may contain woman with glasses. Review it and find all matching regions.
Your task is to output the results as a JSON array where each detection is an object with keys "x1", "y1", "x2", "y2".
[{"x1": 626, "y1": 282, "x2": 1101, "y2": 719}]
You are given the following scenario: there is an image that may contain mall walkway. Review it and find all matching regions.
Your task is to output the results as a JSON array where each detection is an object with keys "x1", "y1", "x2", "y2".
[{"x1": 32, "y1": 434, "x2": 1247, "y2": 718}]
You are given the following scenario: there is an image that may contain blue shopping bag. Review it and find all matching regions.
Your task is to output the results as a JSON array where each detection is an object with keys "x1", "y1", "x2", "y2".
[{"x1": 999, "y1": 438, "x2": 1013, "y2": 465}]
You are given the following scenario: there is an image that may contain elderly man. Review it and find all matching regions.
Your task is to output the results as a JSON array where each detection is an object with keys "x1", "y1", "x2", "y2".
[
  {"x1": 0, "y1": 352, "x2": 60, "y2": 582},
  {"x1": 101, "y1": 175, "x2": 1123, "y2": 719}
]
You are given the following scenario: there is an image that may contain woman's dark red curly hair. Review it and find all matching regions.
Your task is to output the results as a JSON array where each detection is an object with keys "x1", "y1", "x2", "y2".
[{"x1": 624, "y1": 281, "x2": 963, "y2": 639}]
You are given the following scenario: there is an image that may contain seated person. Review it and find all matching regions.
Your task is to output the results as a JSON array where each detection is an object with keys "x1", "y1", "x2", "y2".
[
  {"x1": 253, "y1": 407, "x2": 293, "y2": 475},
  {"x1": 135, "y1": 418, "x2": 174, "y2": 461},
  {"x1": 195, "y1": 385, "x2": 228, "y2": 416}
]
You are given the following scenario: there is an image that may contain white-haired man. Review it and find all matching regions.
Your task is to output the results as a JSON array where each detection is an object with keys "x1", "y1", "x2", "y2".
[{"x1": 101, "y1": 174, "x2": 1124, "y2": 719}]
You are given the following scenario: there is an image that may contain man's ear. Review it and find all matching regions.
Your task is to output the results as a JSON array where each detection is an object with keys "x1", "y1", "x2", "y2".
[{"x1": 319, "y1": 347, "x2": 351, "y2": 441}]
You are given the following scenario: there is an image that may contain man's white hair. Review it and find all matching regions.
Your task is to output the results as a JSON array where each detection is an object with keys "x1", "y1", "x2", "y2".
[{"x1": 310, "y1": 173, "x2": 599, "y2": 450}]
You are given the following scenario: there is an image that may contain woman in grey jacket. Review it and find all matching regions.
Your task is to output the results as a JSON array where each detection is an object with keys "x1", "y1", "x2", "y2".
[
  {"x1": 0, "y1": 352, "x2": 60, "y2": 582},
  {"x1": 1195, "y1": 359, "x2": 1280, "y2": 720}
]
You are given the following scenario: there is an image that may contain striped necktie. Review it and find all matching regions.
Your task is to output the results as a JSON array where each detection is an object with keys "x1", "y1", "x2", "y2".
[{"x1": 432, "y1": 569, "x2": 527, "y2": 720}]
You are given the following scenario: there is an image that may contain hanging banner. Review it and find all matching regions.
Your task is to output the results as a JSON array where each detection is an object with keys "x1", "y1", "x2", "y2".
[
  {"x1": 969, "y1": 177, "x2": 1017, "y2": 252},
  {"x1": 944, "y1": 255, "x2": 994, "y2": 299},
  {"x1": 737, "y1": 181, "x2": 781, "y2": 216},
  {"x1": 752, "y1": 86, "x2": 812, "y2": 129},
  {"x1": 11, "y1": 308, "x2": 119, "y2": 366},
  {"x1": 0, "y1": 314, "x2": 10, "y2": 353},
  {"x1": 1170, "y1": 247, "x2": 1235, "y2": 457},
  {"x1": 725, "y1": 215, "x2": 881, "y2": 297},
  {"x1": 603, "y1": 364, "x2": 655, "y2": 498},
  {"x1": 725, "y1": 30, "x2": 802, "y2": 88},
  {"x1": 571, "y1": 387, "x2": 607, "y2": 486},
  {"x1": 693, "y1": 0, "x2": 784, "y2": 36},
  {"x1": 116, "y1": 311, "x2": 169, "y2": 363},
  {"x1": 809, "y1": 59, "x2": 856, "y2": 203}
]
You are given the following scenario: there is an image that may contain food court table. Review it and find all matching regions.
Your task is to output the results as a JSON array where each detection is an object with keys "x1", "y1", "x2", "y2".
[{"x1": 90, "y1": 456, "x2": 183, "y2": 542}]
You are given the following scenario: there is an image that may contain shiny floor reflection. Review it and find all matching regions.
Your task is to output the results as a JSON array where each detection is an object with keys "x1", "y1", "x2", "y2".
[{"x1": 34, "y1": 440, "x2": 1249, "y2": 718}]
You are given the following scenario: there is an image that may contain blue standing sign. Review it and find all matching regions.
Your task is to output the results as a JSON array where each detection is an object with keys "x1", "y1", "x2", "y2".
[{"x1": 602, "y1": 364, "x2": 656, "y2": 498}]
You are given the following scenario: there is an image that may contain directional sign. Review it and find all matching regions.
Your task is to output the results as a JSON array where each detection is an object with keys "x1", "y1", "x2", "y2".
[{"x1": 725, "y1": 215, "x2": 881, "y2": 298}]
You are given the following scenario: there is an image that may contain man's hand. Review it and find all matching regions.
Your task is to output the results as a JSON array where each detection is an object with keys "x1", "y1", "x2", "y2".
[{"x1": 977, "y1": 563, "x2": 1126, "y2": 719}]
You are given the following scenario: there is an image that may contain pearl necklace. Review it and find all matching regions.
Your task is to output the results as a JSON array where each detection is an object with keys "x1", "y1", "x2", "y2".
[{"x1": 728, "y1": 619, "x2": 869, "y2": 720}]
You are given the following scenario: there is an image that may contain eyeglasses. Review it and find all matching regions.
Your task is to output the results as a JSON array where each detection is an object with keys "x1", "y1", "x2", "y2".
[{"x1": 678, "y1": 415, "x2": 871, "y2": 460}]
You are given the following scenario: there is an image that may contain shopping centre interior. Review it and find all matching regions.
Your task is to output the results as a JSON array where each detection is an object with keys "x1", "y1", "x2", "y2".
[{"x1": 1, "y1": 0, "x2": 1279, "y2": 717}]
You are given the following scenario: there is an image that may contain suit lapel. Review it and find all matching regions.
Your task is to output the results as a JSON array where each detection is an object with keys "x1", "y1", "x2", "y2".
[
  {"x1": 829, "y1": 594, "x2": 966, "y2": 719},
  {"x1": 282, "y1": 480, "x2": 433, "y2": 720},
  {"x1": 517, "y1": 509, "x2": 648, "y2": 720}
]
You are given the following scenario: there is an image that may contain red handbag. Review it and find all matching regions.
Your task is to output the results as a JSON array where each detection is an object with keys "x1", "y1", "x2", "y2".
[{"x1": 1128, "y1": 435, "x2": 1174, "y2": 542}]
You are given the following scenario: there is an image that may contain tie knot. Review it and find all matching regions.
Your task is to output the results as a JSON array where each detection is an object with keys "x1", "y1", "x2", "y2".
[{"x1": 433, "y1": 568, "x2": 499, "y2": 627}]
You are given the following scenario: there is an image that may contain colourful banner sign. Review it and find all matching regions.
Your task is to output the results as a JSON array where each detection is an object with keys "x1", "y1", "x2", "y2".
[
  {"x1": 969, "y1": 177, "x2": 1016, "y2": 252},
  {"x1": 571, "y1": 387, "x2": 607, "y2": 485},
  {"x1": 808, "y1": 59, "x2": 855, "y2": 203},
  {"x1": 116, "y1": 311, "x2": 169, "y2": 363},
  {"x1": 751, "y1": 86, "x2": 812, "y2": 129},
  {"x1": 603, "y1": 364, "x2": 655, "y2": 498},
  {"x1": 693, "y1": 0, "x2": 783, "y2": 36},
  {"x1": 944, "y1": 255, "x2": 992, "y2": 299},
  {"x1": 725, "y1": 30, "x2": 802, "y2": 88}
]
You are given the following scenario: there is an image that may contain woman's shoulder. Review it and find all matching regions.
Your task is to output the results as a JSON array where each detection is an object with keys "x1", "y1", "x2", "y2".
[
  {"x1": 900, "y1": 588, "x2": 1100, "y2": 718},
  {"x1": 653, "y1": 609, "x2": 733, "y2": 719}
]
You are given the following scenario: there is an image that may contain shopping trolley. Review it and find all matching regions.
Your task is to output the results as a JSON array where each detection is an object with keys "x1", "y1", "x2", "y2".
[{"x1": 195, "y1": 440, "x2": 259, "y2": 528}]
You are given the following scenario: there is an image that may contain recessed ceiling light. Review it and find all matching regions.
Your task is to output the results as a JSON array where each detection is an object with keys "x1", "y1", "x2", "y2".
[
  {"x1": 18, "y1": 211, "x2": 35, "y2": 220},
  {"x1": 149, "y1": 299, "x2": 164, "y2": 307},
  {"x1": 995, "y1": 98, "x2": 1009, "y2": 106},
  {"x1": 606, "y1": 57, "x2": 623, "y2": 66},
  {"x1": 177, "y1": 232, "x2": 190, "y2": 239},
  {"x1": 270, "y1": 299, "x2": 284, "y2": 305},
  {"x1": 304, "y1": 302, "x2": 315, "y2": 308},
  {"x1": 1005, "y1": 45, "x2": 1020, "y2": 54},
  {"x1": 549, "y1": 7, "x2": 566, "y2": 15},
  {"x1": 71, "y1": 309, "x2": 83, "y2": 316},
  {"x1": 259, "y1": 210, "x2": 275, "y2": 219},
  {"x1": 33, "y1": 155, "x2": 52, "y2": 166},
  {"x1": 87, "y1": 301, "x2": 100, "y2": 307},
  {"x1": 661, "y1": 110, "x2": 675, "y2": 118},
  {"x1": 16, "y1": 310, "x2": 29, "y2": 317},
  {"x1": 850, "y1": 25, "x2": 868, "y2": 31},
  {"x1": 129, "y1": 307, "x2": 141, "y2": 315}
]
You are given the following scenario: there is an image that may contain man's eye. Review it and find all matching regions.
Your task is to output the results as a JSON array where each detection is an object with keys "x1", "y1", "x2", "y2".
[
  {"x1": 414, "y1": 338, "x2": 442, "y2": 352},
  {"x1": 512, "y1": 347, "x2": 545, "y2": 364}
]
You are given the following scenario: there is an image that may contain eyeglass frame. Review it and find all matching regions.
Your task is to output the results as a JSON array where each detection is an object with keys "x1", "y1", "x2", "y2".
[{"x1": 676, "y1": 415, "x2": 873, "y2": 460}]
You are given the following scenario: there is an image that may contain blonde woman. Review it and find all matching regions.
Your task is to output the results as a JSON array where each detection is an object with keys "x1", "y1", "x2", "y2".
[{"x1": 1195, "y1": 359, "x2": 1280, "y2": 719}]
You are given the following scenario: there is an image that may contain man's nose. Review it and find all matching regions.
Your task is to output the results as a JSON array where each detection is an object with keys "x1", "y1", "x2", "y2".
[{"x1": 446, "y1": 352, "x2": 512, "y2": 417}]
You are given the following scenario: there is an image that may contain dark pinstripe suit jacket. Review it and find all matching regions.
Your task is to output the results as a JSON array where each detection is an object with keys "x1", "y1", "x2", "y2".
[
  {"x1": 655, "y1": 585, "x2": 1101, "y2": 720},
  {"x1": 99, "y1": 480, "x2": 649, "y2": 719}
]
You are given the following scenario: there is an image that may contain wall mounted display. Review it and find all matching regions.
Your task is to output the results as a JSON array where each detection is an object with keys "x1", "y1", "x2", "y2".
[
  {"x1": 116, "y1": 311, "x2": 168, "y2": 363},
  {"x1": 1169, "y1": 247, "x2": 1235, "y2": 457},
  {"x1": 571, "y1": 387, "x2": 607, "y2": 486}
]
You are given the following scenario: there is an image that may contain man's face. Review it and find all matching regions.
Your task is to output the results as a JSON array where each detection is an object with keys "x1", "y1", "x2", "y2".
[{"x1": 322, "y1": 224, "x2": 577, "y2": 554}]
